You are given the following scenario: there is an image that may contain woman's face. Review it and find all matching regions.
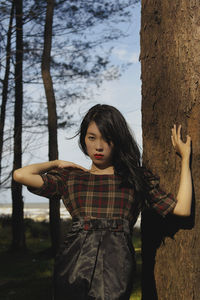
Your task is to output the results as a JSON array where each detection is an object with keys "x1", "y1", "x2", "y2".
[{"x1": 85, "y1": 121, "x2": 114, "y2": 169}]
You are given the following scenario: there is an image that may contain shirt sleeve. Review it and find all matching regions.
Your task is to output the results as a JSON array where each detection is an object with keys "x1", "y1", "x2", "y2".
[
  {"x1": 27, "y1": 168, "x2": 69, "y2": 198},
  {"x1": 145, "y1": 170, "x2": 177, "y2": 217}
]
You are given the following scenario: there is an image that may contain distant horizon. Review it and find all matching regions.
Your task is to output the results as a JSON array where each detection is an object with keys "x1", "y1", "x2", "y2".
[{"x1": 0, "y1": 202, "x2": 65, "y2": 207}]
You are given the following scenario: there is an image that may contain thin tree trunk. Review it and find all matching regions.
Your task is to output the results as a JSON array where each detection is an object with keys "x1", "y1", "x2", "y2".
[
  {"x1": 0, "y1": 1, "x2": 14, "y2": 181},
  {"x1": 11, "y1": 0, "x2": 26, "y2": 251},
  {"x1": 141, "y1": 0, "x2": 200, "y2": 299},
  {"x1": 41, "y1": 0, "x2": 60, "y2": 257}
]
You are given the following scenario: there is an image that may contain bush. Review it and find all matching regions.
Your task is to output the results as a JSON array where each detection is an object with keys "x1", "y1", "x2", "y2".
[
  {"x1": 25, "y1": 219, "x2": 49, "y2": 239},
  {"x1": 0, "y1": 215, "x2": 12, "y2": 227}
]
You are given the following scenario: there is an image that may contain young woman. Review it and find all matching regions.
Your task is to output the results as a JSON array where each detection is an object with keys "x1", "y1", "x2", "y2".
[{"x1": 13, "y1": 104, "x2": 192, "y2": 300}]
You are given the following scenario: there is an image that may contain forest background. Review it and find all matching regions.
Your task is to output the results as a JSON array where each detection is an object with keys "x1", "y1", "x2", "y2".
[
  {"x1": 0, "y1": 1, "x2": 142, "y2": 298},
  {"x1": 0, "y1": 0, "x2": 141, "y2": 255},
  {"x1": 0, "y1": 0, "x2": 141, "y2": 203},
  {"x1": 1, "y1": 1, "x2": 200, "y2": 299}
]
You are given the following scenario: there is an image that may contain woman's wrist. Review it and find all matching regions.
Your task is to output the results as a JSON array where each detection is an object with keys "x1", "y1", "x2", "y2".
[
  {"x1": 51, "y1": 160, "x2": 59, "y2": 168},
  {"x1": 181, "y1": 156, "x2": 190, "y2": 165}
]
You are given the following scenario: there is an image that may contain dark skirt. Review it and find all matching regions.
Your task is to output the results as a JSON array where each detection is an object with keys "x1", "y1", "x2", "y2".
[{"x1": 53, "y1": 218, "x2": 136, "y2": 300}]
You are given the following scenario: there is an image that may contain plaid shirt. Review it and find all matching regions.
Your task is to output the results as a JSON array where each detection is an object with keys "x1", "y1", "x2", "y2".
[{"x1": 28, "y1": 168, "x2": 177, "y2": 223}]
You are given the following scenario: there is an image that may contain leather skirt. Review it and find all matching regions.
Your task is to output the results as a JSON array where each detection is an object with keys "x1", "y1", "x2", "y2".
[{"x1": 53, "y1": 218, "x2": 136, "y2": 300}]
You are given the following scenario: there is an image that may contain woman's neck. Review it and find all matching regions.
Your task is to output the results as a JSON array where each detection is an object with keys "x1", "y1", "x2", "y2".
[{"x1": 89, "y1": 163, "x2": 114, "y2": 175}]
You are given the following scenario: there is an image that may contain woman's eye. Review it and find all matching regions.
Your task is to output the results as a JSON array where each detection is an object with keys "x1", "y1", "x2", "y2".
[{"x1": 88, "y1": 136, "x2": 95, "y2": 140}]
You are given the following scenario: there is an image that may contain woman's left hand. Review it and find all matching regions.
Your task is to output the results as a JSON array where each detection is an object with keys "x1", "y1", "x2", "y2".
[
  {"x1": 57, "y1": 160, "x2": 88, "y2": 172},
  {"x1": 171, "y1": 124, "x2": 191, "y2": 160}
]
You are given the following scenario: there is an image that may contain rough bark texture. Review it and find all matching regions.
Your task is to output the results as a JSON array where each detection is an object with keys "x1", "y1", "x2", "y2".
[
  {"x1": 0, "y1": 1, "x2": 14, "y2": 181},
  {"x1": 141, "y1": 0, "x2": 200, "y2": 299},
  {"x1": 11, "y1": 0, "x2": 26, "y2": 251},
  {"x1": 41, "y1": 0, "x2": 60, "y2": 257}
]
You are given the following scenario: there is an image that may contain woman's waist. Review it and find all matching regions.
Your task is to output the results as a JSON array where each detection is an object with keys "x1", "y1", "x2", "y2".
[{"x1": 71, "y1": 217, "x2": 132, "y2": 234}]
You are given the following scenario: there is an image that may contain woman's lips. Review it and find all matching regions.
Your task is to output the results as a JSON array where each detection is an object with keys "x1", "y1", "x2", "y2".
[{"x1": 94, "y1": 154, "x2": 104, "y2": 159}]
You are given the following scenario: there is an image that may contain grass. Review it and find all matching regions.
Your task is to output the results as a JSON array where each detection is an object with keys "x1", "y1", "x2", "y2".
[
  {"x1": 131, "y1": 228, "x2": 142, "y2": 299},
  {"x1": 0, "y1": 217, "x2": 141, "y2": 299},
  {"x1": 0, "y1": 217, "x2": 54, "y2": 300}
]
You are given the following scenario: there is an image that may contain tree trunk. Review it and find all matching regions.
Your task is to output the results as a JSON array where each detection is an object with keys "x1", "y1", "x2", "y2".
[
  {"x1": 11, "y1": 0, "x2": 26, "y2": 251},
  {"x1": 140, "y1": 1, "x2": 200, "y2": 299},
  {"x1": 41, "y1": 0, "x2": 60, "y2": 257},
  {"x1": 0, "y1": 1, "x2": 14, "y2": 181}
]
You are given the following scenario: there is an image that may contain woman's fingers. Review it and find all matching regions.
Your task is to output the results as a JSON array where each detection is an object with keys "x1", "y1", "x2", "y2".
[
  {"x1": 171, "y1": 124, "x2": 178, "y2": 146},
  {"x1": 57, "y1": 161, "x2": 88, "y2": 172},
  {"x1": 171, "y1": 125, "x2": 191, "y2": 158},
  {"x1": 172, "y1": 124, "x2": 177, "y2": 140},
  {"x1": 177, "y1": 124, "x2": 181, "y2": 140},
  {"x1": 171, "y1": 124, "x2": 182, "y2": 152},
  {"x1": 171, "y1": 124, "x2": 181, "y2": 142},
  {"x1": 171, "y1": 134, "x2": 175, "y2": 148}
]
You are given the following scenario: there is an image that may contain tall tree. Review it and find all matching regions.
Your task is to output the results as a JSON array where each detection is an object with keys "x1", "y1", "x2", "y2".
[
  {"x1": 11, "y1": 0, "x2": 26, "y2": 251},
  {"x1": 23, "y1": 0, "x2": 139, "y2": 127},
  {"x1": 0, "y1": 1, "x2": 14, "y2": 181},
  {"x1": 41, "y1": 0, "x2": 60, "y2": 256},
  {"x1": 140, "y1": 0, "x2": 199, "y2": 299}
]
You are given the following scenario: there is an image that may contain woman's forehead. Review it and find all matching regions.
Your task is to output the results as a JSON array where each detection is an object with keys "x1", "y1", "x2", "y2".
[{"x1": 86, "y1": 121, "x2": 100, "y2": 134}]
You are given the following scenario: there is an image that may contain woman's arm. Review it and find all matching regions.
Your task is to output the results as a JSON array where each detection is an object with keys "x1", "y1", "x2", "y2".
[
  {"x1": 13, "y1": 160, "x2": 88, "y2": 189},
  {"x1": 171, "y1": 124, "x2": 192, "y2": 216}
]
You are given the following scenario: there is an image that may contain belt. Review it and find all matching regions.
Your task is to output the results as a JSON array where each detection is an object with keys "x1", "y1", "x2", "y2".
[{"x1": 71, "y1": 217, "x2": 132, "y2": 234}]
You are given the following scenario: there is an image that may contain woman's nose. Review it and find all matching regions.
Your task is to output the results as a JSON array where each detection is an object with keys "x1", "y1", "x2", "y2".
[{"x1": 95, "y1": 140, "x2": 103, "y2": 151}]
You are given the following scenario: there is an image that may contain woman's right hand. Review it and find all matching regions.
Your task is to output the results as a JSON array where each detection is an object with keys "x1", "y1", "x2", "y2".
[
  {"x1": 171, "y1": 124, "x2": 191, "y2": 161},
  {"x1": 56, "y1": 160, "x2": 88, "y2": 172}
]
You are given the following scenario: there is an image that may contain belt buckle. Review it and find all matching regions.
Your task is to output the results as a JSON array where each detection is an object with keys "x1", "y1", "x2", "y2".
[{"x1": 84, "y1": 221, "x2": 90, "y2": 231}]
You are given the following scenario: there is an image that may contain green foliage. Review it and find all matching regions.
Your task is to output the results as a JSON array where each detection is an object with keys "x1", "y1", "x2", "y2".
[
  {"x1": 132, "y1": 226, "x2": 141, "y2": 249},
  {"x1": 0, "y1": 216, "x2": 53, "y2": 299},
  {"x1": 25, "y1": 218, "x2": 50, "y2": 239}
]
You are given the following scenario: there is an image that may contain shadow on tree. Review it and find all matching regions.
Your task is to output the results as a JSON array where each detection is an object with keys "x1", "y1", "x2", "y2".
[{"x1": 141, "y1": 201, "x2": 195, "y2": 300}]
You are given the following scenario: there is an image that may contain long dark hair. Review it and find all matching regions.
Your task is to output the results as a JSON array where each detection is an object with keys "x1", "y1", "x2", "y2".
[{"x1": 78, "y1": 104, "x2": 149, "y2": 196}]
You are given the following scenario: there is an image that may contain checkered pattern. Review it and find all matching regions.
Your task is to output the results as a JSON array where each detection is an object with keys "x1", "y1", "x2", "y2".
[{"x1": 28, "y1": 167, "x2": 177, "y2": 222}]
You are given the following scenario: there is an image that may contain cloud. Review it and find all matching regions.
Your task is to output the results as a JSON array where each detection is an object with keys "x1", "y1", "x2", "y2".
[
  {"x1": 113, "y1": 48, "x2": 128, "y2": 61},
  {"x1": 129, "y1": 52, "x2": 139, "y2": 63},
  {"x1": 113, "y1": 47, "x2": 139, "y2": 64}
]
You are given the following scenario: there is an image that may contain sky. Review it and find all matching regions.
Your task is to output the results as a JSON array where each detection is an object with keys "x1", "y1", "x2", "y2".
[
  {"x1": 1, "y1": 2, "x2": 142, "y2": 204},
  {"x1": 60, "y1": 3, "x2": 142, "y2": 161}
]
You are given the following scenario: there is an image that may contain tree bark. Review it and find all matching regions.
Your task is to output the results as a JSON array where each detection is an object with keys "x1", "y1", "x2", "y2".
[
  {"x1": 41, "y1": 0, "x2": 60, "y2": 257},
  {"x1": 141, "y1": 1, "x2": 200, "y2": 299},
  {"x1": 0, "y1": 1, "x2": 14, "y2": 181},
  {"x1": 11, "y1": 0, "x2": 26, "y2": 251}
]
